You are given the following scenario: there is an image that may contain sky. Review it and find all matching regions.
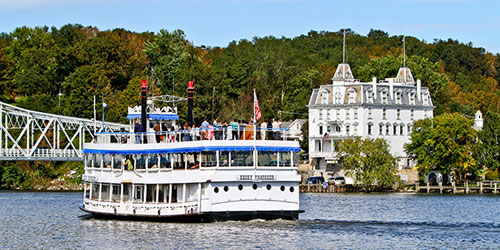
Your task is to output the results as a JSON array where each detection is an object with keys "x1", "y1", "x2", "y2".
[{"x1": 1, "y1": 0, "x2": 500, "y2": 53}]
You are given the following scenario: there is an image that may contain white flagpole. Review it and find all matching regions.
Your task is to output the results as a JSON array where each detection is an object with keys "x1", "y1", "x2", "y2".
[{"x1": 93, "y1": 95, "x2": 96, "y2": 134}]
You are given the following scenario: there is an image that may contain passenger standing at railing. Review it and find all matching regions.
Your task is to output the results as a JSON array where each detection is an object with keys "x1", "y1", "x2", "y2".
[
  {"x1": 213, "y1": 117, "x2": 221, "y2": 140},
  {"x1": 192, "y1": 125, "x2": 200, "y2": 141},
  {"x1": 201, "y1": 118, "x2": 210, "y2": 140},
  {"x1": 272, "y1": 119, "x2": 280, "y2": 140},
  {"x1": 134, "y1": 120, "x2": 144, "y2": 144},
  {"x1": 170, "y1": 126, "x2": 176, "y2": 142},
  {"x1": 154, "y1": 122, "x2": 161, "y2": 143},
  {"x1": 161, "y1": 123, "x2": 168, "y2": 142},
  {"x1": 183, "y1": 123, "x2": 191, "y2": 141},
  {"x1": 260, "y1": 121, "x2": 267, "y2": 140},
  {"x1": 222, "y1": 121, "x2": 228, "y2": 140},
  {"x1": 267, "y1": 121, "x2": 273, "y2": 140},
  {"x1": 230, "y1": 119, "x2": 239, "y2": 140}
]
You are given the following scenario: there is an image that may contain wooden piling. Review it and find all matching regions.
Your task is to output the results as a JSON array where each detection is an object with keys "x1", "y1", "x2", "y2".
[{"x1": 427, "y1": 182, "x2": 430, "y2": 193}]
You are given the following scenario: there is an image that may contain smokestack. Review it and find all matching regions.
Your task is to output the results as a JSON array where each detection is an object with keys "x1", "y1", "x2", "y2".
[
  {"x1": 187, "y1": 81, "x2": 194, "y2": 126},
  {"x1": 141, "y1": 79, "x2": 148, "y2": 131}
]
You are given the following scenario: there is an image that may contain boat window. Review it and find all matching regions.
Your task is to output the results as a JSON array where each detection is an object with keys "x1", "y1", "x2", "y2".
[
  {"x1": 224, "y1": 186, "x2": 229, "y2": 192},
  {"x1": 103, "y1": 154, "x2": 112, "y2": 169},
  {"x1": 214, "y1": 187, "x2": 219, "y2": 193},
  {"x1": 290, "y1": 186, "x2": 295, "y2": 192},
  {"x1": 136, "y1": 155, "x2": 146, "y2": 169},
  {"x1": 85, "y1": 154, "x2": 92, "y2": 168},
  {"x1": 146, "y1": 184, "x2": 156, "y2": 202},
  {"x1": 113, "y1": 155, "x2": 123, "y2": 169},
  {"x1": 101, "y1": 183, "x2": 110, "y2": 200},
  {"x1": 187, "y1": 153, "x2": 199, "y2": 169},
  {"x1": 160, "y1": 154, "x2": 171, "y2": 169},
  {"x1": 202, "y1": 151, "x2": 217, "y2": 167},
  {"x1": 173, "y1": 153, "x2": 184, "y2": 169},
  {"x1": 258, "y1": 151, "x2": 278, "y2": 167},
  {"x1": 122, "y1": 183, "x2": 131, "y2": 202},
  {"x1": 134, "y1": 185, "x2": 144, "y2": 203},
  {"x1": 280, "y1": 185, "x2": 285, "y2": 191},
  {"x1": 280, "y1": 152, "x2": 291, "y2": 167},
  {"x1": 266, "y1": 184, "x2": 272, "y2": 190},
  {"x1": 111, "y1": 184, "x2": 120, "y2": 202},
  {"x1": 91, "y1": 183, "x2": 99, "y2": 199},
  {"x1": 252, "y1": 184, "x2": 258, "y2": 190},
  {"x1": 231, "y1": 151, "x2": 253, "y2": 167},
  {"x1": 93, "y1": 154, "x2": 103, "y2": 168},
  {"x1": 219, "y1": 151, "x2": 230, "y2": 167},
  {"x1": 292, "y1": 152, "x2": 299, "y2": 167},
  {"x1": 238, "y1": 184, "x2": 243, "y2": 190},
  {"x1": 148, "y1": 154, "x2": 158, "y2": 169}
]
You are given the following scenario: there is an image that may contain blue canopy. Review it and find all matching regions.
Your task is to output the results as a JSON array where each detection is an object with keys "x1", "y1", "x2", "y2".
[
  {"x1": 83, "y1": 146, "x2": 300, "y2": 155},
  {"x1": 126, "y1": 114, "x2": 179, "y2": 120}
]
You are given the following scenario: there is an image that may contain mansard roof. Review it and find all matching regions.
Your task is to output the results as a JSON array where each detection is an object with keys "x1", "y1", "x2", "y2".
[{"x1": 332, "y1": 63, "x2": 354, "y2": 81}]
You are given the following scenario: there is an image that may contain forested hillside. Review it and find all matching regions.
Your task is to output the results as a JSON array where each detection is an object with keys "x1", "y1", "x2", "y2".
[{"x1": 1, "y1": 24, "x2": 499, "y2": 188}]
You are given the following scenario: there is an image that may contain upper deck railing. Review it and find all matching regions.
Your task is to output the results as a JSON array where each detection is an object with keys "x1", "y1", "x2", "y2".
[{"x1": 93, "y1": 126, "x2": 294, "y2": 145}]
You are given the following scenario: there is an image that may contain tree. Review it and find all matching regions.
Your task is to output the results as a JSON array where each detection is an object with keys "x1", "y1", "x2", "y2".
[
  {"x1": 477, "y1": 112, "x2": 500, "y2": 172},
  {"x1": 143, "y1": 29, "x2": 187, "y2": 95},
  {"x1": 334, "y1": 138, "x2": 397, "y2": 191},
  {"x1": 404, "y1": 113, "x2": 478, "y2": 182}
]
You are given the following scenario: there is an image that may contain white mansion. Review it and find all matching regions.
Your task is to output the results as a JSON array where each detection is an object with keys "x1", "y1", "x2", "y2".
[{"x1": 307, "y1": 63, "x2": 434, "y2": 171}]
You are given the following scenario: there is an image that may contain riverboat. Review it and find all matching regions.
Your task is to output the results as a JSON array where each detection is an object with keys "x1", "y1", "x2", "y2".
[{"x1": 79, "y1": 81, "x2": 303, "y2": 222}]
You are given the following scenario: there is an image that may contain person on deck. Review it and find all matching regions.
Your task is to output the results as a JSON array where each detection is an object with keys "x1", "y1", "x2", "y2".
[
  {"x1": 272, "y1": 119, "x2": 280, "y2": 140},
  {"x1": 134, "y1": 120, "x2": 144, "y2": 144},
  {"x1": 230, "y1": 119, "x2": 239, "y2": 140},
  {"x1": 154, "y1": 122, "x2": 161, "y2": 143},
  {"x1": 201, "y1": 118, "x2": 210, "y2": 140},
  {"x1": 260, "y1": 121, "x2": 267, "y2": 140}
]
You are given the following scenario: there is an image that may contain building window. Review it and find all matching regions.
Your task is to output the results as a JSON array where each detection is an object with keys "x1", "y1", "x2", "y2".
[
  {"x1": 368, "y1": 108, "x2": 372, "y2": 119},
  {"x1": 397, "y1": 109, "x2": 401, "y2": 120},
  {"x1": 379, "y1": 124, "x2": 383, "y2": 135},
  {"x1": 383, "y1": 109, "x2": 387, "y2": 120},
  {"x1": 424, "y1": 110, "x2": 428, "y2": 118},
  {"x1": 367, "y1": 90, "x2": 373, "y2": 103},
  {"x1": 407, "y1": 124, "x2": 412, "y2": 134},
  {"x1": 346, "y1": 125, "x2": 350, "y2": 136},
  {"x1": 400, "y1": 124, "x2": 404, "y2": 136},
  {"x1": 335, "y1": 91, "x2": 342, "y2": 104},
  {"x1": 423, "y1": 93, "x2": 429, "y2": 105},
  {"x1": 348, "y1": 88, "x2": 356, "y2": 104},
  {"x1": 386, "y1": 125, "x2": 390, "y2": 135},
  {"x1": 353, "y1": 125, "x2": 358, "y2": 135},
  {"x1": 368, "y1": 124, "x2": 372, "y2": 135},
  {"x1": 382, "y1": 91, "x2": 388, "y2": 104},
  {"x1": 354, "y1": 109, "x2": 358, "y2": 119},
  {"x1": 336, "y1": 125, "x2": 341, "y2": 133},
  {"x1": 319, "y1": 109, "x2": 323, "y2": 120},
  {"x1": 321, "y1": 91, "x2": 328, "y2": 104},
  {"x1": 395, "y1": 91, "x2": 402, "y2": 104},
  {"x1": 319, "y1": 125, "x2": 323, "y2": 135},
  {"x1": 336, "y1": 109, "x2": 340, "y2": 119},
  {"x1": 410, "y1": 92, "x2": 416, "y2": 105},
  {"x1": 327, "y1": 126, "x2": 331, "y2": 133},
  {"x1": 346, "y1": 109, "x2": 350, "y2": 120},
  {"x1": 393, "y1": 124, "x2": 397, "y2": 135},
  {"x1": 411, "y1": 109, "x2": 414, "y2": 120}
]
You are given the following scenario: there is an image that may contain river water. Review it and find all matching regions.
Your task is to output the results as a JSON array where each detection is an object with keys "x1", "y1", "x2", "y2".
[{"x1": 1, "y1": 191, "x2": 499, "y2": 249}]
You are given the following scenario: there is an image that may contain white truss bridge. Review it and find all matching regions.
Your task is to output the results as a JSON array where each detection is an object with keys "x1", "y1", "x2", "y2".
[{"x1": 0, "y1": 101, "x2": 129, "y2": 161}]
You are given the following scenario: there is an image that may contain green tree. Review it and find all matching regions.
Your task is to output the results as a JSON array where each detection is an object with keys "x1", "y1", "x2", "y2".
[
  {"x1": 477, "y1": 112, "x2": 500, "y2": 172},
  {"x1": 334, "y1": 138, "x2": 397, "y2": 191},
  {"x1": 404, "y1": 113, "x2": 478, "y2": 181},
  {"x1": 144, "y1": 29, "x2": 187, "y2": 95}
]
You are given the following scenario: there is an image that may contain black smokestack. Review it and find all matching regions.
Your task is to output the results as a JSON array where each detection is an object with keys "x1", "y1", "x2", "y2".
[
  {"x1": 187, "y1": 81, "x2": 194, "y2": 126},
  {"x1": 141, "y1": 79, "x2": 148, "y2": 130}
]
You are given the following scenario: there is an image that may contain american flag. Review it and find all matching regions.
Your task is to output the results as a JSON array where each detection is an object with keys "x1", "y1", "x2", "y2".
[{"x1": 254, "y1": 90, "x2": 261, "y2": 120}]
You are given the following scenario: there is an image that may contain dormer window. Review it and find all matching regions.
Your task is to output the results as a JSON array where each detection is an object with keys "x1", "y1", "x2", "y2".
[
  {"x1": 367, "y1": 90, "x2": 374, "y2": 103},
  {"x1": 348, "y1": 88, "x2": 357, "y2": 104},
  {"x1": 381, "y1": 90, "x2": 388, "y2": 104},
  {"x1": 423, "y1": 93, "x2": 429, "y2": 105},
  {"x1": 395, "y1": 91, "x2": 402, "y2": 104},
  {"x1": 409, "y1": 92, "x2": 416, "y2": 105},
  {"x1": 321, "y1": 90, "x2": 329, "y2": 104},
  {"x1": 334, "y1": 91, "x2": 342, "y2": 104}
]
